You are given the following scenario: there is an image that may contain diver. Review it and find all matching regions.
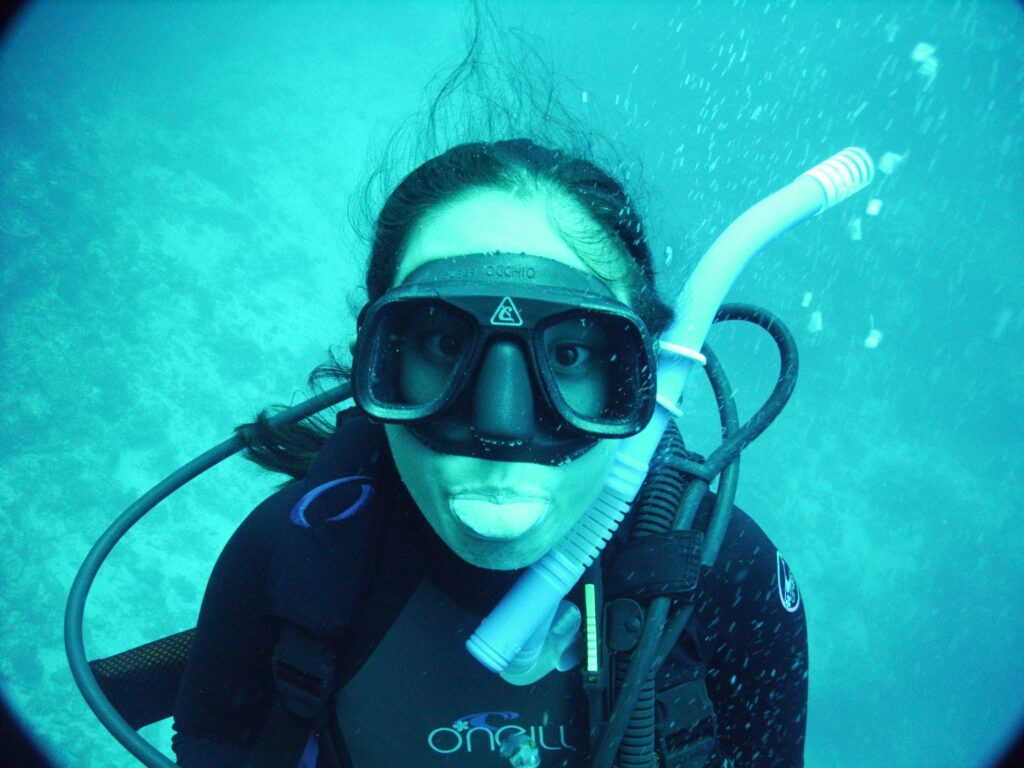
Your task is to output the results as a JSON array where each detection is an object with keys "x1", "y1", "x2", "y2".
[{"x1": 167, "y1": 135, "x2": 809, "y2": 767}]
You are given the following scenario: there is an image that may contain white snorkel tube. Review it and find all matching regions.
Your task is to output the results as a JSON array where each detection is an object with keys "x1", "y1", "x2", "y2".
[{"x1": 467, "y1": 147, "x2": 875, "y2": 674}]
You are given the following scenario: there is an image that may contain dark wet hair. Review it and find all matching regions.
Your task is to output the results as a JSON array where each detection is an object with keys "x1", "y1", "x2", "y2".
[
  {"x1": 363, "y1": 138, "x2": 674, "y2": 333},
  {"x1": 237, "y1": 18, "x2": 676, "y2": 483}
]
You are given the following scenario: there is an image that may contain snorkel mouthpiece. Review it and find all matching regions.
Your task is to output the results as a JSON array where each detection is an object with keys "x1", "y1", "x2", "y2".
[{"x1": 467, "y1": 148, "x2": 876, "y2": 674}]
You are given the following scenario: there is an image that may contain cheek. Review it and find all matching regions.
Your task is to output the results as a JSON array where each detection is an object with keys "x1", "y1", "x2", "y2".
[
  {"x1": 546, "y1": 440, "x2": 619, "y2": 519},
  {"x1": 384, "y1": 425, "x2": 444, "y2": 500},
  {"x1": 383, "y1": 425, "x2": 465, "y2": 521}
]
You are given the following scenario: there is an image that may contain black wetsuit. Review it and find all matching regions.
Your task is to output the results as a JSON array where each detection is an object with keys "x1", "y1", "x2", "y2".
[{"x1": 171, "y1": 410, "x2": 808, "y2": 767}]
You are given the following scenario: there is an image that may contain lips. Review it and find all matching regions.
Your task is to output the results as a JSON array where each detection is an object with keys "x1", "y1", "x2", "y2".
[{"x1": 448, "y1": 489, "x2": 551, "y2": 541}]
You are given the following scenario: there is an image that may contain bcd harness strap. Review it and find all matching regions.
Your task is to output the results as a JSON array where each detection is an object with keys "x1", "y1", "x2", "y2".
[
  {"x1": 601, "y1": 528, "x2": 726, "y2": 768},
  {"x1": 245, "y1": 622, "x2": 350, "y2": 768},
  {"x1": 603, "y1": 529, "x2": 705, "y2": 602}
]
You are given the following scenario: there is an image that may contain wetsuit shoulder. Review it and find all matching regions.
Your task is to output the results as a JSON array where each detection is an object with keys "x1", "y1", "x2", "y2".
[
  {"x1": 171, "y1": 480, "x2": 306, "y2": 766},
  {"x1": 172, "y1": 407, "x2": 395, "y2": 766},
  {"x1": 694, "y1": 497, "x2": 809, "y2": 767}
]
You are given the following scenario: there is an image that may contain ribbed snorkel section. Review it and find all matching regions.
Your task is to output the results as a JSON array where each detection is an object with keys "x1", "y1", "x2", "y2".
[
  {"x1": 466, "y1": 457, "x2": 647, "y2": 673},
  {"x1": 802, "y1": 147, "x2": 875, "y2": 213}
]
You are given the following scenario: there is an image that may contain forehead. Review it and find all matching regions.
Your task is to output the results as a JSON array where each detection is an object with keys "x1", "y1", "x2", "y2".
[{"x1": 396, "y1": 188, "x2": 633, "y2": 305}]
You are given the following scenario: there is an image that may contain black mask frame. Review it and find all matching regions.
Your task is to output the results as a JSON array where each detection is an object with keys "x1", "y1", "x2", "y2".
[{"x1": 352, "y1": 252, "x2": 657, "y2": 465}]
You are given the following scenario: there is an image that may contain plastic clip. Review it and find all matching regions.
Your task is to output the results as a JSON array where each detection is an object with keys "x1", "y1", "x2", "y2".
[{"x1": 659, "y1": 340, "x2": 707, "y2": 366}]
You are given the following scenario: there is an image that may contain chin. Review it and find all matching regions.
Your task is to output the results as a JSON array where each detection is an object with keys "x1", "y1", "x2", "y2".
[{"x1": 455, "y1": 536, "x2": 548, "y2": 571}]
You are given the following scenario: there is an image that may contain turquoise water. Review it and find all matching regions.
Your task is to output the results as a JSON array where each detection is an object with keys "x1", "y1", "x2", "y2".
[{"x1": 1, "y1": 1, "x2": 1022, "y2": 766}]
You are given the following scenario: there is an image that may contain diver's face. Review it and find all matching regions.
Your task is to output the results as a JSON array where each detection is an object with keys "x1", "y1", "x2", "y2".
[{"x1": 382, "y1": 187, "x2": 635, "y2": 570}]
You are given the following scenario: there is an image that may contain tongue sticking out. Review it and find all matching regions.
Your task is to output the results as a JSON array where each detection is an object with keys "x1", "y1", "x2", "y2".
[{"x1": 449, "y1": 496, "x2": 550, "y2": 540}]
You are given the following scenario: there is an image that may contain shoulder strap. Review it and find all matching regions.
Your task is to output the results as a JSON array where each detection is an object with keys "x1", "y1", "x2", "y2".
[
  {"x1": 246, "y1": 622, "x2": 351, "y2": 768},
  {"x1": 265, "y1": 409, "x2": 396, "y2": 638},
  {"x1": 247, "y1": 409, "x2": 398, "y2": 768}
]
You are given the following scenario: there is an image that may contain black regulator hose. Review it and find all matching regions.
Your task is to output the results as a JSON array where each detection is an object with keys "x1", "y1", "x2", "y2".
[
  {"x1": 594, "y1": 303, "x2": 798, "y2": 768},
  {"x1": 607, "y1": 344, "x2": 739, "y2": 768},
  {"x1": 64, "y1": 383, "x2": 353, "y2": 768},
  {"x1": 610, "y1": 424, "x2": 696, "y2": 768}
]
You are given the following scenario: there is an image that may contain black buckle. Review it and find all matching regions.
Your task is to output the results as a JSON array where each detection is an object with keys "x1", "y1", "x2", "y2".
[
  {"x1": 272, "y1": 626, "x2": 337, "y2": 721},
  {"x1": 605, "y1": 598, "x2": 645, "y2": 652},
  {"x1": 656, "y1": 678, "x2": 719, "y2": 768},
  {"x1": 605, "y1": 529, "x2": 705, "y2": 601}
]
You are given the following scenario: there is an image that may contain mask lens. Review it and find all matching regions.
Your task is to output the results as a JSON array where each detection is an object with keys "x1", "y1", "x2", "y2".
[
  {"x1": 366, "y1": 300, "x2": 474, "y2": 409},
  {"x1": 541, "y1": 312, "x2": 649, "y2": 424}
]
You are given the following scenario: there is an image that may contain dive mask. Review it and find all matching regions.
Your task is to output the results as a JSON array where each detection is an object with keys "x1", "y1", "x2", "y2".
[{"x1": 352, "y1": 252, "x2": 657, "y2": 465}]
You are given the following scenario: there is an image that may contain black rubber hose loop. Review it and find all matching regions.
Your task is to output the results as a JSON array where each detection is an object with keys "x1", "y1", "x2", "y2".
[
  {"x1": 612, "y1": 423, "x2": 697, "y2": 767},
  {"x1": 593, "y1": 303, "x2": 797, "y2": 768},
  {"x1": 65, "y1": 384, "x2": 354, "y2": 768}
]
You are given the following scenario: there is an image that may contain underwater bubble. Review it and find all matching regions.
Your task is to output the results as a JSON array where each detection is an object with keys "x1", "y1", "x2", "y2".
[
  {"x1": 910, "y1": 42, "x2": 937, "y2": 62},
  {"x1": 911, "y1": 42, "x2": 939, "y2": 87},
  {"x1": 807, "y1": 311, "x2": 823, "y2": 334},
  {"x1": 848, "y1": 217, "x2": 863, "y2": 241},
  {"x1": 878, "y1": 152, "x2": 905, "y2": 175},
  {"x1": 801, "y1": 291, "x2": 813, "y2": 308},
  {"x1": 866, "y1": 199, "x2": 883, "y2": 216}
]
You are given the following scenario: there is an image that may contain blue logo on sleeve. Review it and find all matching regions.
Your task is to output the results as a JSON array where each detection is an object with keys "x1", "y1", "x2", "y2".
[{"x1": 290, "y1": 476, "x2": 375, "y2": 529}]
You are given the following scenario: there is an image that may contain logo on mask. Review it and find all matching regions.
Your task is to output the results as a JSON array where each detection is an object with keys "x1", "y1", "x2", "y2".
[
  {"x1": 490, "y1": 297, "x2": 524, "y2": 326},
  {"x1": 776, "y1": 552, "x2": 801, "y2": 613},
  {"x1": 426, "y1": 710, "x2": 575, "y2": 756}
]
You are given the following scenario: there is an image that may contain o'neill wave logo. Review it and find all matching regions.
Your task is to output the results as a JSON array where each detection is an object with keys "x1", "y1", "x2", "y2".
[
  {"x1": 289, "y1": 476, "x2": 375, "y2": 528},
  {"x1": 427, "y1": 710, "x2": 575, "y2": 755},
  {"x1": 776, "y1": 552, "x2": 801, "y2": 613}
]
